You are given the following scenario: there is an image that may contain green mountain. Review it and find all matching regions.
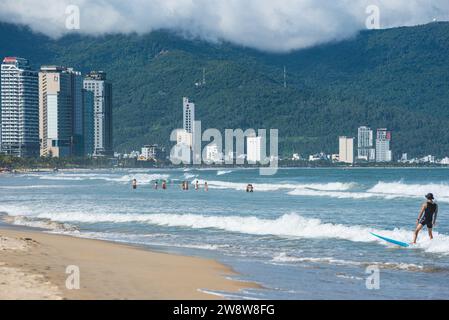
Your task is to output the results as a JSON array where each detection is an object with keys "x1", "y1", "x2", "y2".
[{"x1": 1, "y1": 22, "x2": 449, "y2": 158}]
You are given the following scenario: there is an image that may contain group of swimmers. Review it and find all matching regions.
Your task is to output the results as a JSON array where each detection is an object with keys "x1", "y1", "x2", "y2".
[
  {"x1": 132, "y1": 178, "x2": 210, "y2": 191},
  {"x1": 132, "y1": 179, "x2": 255, "y2": 193}
]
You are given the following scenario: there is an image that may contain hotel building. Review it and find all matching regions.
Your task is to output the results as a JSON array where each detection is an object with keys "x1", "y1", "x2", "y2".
[
  {"x1": 83, "y1": 71, "x2": 113, "y2": 157},
  {"x1": 0, "y1": 57, "x2": 39, "y2": 157}
]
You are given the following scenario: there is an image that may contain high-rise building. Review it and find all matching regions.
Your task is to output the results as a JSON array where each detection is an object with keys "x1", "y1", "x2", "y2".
[
  {"x1": 83, "y1": 71, "x2": 113, "y2": 157},
  {"x1": 247, "y1": 136, "x2": 262, "y2": 163},
  {"x1": 375, "y1": 128, "x2": 392, "y2": 162},
  {"x1": 0, "y1": 57, "x2": 39, "y2": 157},
  {"x1": 83, "y1": 90, "x2": 95, "y2": 156},
  {"x1": 183, "y1": 97, "x2": 195, "y2": 134},
  {"x1": 339, "y1": 136, "x2": 354, "y2": 164},
  {"x1": 357, "y1": 126, "x2": 375, "y2": 161},
  {"x1": 39, "y1": 66, "x2": 84, "y2": 157},
  {"x1": 205, "y1": 144, "x2": 222, "y2": 163}
]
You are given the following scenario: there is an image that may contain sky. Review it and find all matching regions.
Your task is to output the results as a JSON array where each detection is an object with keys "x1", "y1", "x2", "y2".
[{"x1": 1, "y1": 0, "x2": 448, "y2": 52}]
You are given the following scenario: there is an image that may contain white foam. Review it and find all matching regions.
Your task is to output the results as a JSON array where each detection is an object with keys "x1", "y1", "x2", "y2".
[
  {"x1": 37, "y1": 173, "x2": 169, "y2": 184},
  {"x1": 204, "y1": 181, "x2": 356, "y2": 192},
  {"x1": 368, "y1": 181, "x2": 449, "y2": 203},
  {"x1": 288, "y1": 181, "x2": 449, "y2": 203},
  {"x1": 217, "y1": 170, "x2": 233, "y2": 176},
  {"x1": 271, "y1": 253, "x2": 427, "y2": 272}
]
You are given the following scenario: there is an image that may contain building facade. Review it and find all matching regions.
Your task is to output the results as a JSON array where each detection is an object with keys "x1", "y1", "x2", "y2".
[
  {"x1": 83, "y1": 90, "x2": 95, "y2": 156},
  {"x1": 247, "y1": 136, "x2": 262, "y2": 163},
  {"x1": 83, "y1": 71, "x2": 113, "y2": 157},
  {"x1": 375, "y1": 128, "x2": 392, "y2": 162},
  {"x1": 357, "y1": 126, "x2": 375, "y2": 161},
  {"x1": 339, "y1": 136, "x2": 354, "y2": 164},
  {"x1": 0, "y1": 57, "x2": 39, "y2": 157},
  {"x1": 205, "y1": 144, "x2": 222, "y2": 164},
  {"x1": 39, "y1": 66, "x2": 84, "y2": 157},
  {"x1": 183, "y1": 97, "x2": 195, "y2": 134}
]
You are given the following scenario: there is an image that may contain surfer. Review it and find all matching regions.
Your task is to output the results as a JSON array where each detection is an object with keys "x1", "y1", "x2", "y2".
[{"x1": 412, "y1": 193, "x2": 438, "y2": 244}]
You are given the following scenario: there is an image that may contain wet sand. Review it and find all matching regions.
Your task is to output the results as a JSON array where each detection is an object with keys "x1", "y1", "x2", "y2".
[{"x1": 0, "y1": 227, "x2": 257, "y2": 300}]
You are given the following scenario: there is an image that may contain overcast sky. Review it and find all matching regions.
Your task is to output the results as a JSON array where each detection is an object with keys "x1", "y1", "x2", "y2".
[{"x1": 1, "y1": 0, "x2": 448, "y2": 52}]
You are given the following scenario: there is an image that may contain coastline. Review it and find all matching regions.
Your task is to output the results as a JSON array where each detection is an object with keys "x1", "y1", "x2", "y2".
[{"x1": 0, "y1": 225, "x2": 258, "y2": 300}]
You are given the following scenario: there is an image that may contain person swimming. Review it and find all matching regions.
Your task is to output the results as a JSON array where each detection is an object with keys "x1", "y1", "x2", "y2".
[{"x1": 412, "y1": 193, "x2": 438, "y2": 244}]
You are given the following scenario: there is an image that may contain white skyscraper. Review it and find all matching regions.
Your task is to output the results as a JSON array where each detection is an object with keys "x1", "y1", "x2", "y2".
[
  {"x1": 1, "y1": 57, "x2": 39, "y2": 157},
  {"x1": 339, "y1": 136, "x2": 354, "y2": 164},
  {"x1": 376, "y1": 128, "x2": 392, "y2": 162},
  {"x1": 357, "y1": 126, "x2": 375, "y2": 161},
  {"x1": 247, "y1": 136, "x2": 262, "y2": 163},
  {"x1": 183, "y1": 97, "x2": 195, "y2": 134},
  {"x1": 83, "y1": 71, "x2": 113, "y2": 157}
]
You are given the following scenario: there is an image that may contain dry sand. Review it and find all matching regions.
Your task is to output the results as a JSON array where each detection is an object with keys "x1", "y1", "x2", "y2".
[{"x1": 0, "y1": 227, "x2": 257, "y2": 300}]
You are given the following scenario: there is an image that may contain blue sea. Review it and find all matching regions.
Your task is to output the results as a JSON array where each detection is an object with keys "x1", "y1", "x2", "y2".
[{"x1": 1, "y1": 167, "x2": 449, "y2": 299}]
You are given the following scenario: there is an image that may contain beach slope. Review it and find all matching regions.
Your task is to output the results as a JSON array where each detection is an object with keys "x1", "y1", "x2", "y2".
[{"x1": 0, "y1": 228, "x2": 255, "y2": 300}]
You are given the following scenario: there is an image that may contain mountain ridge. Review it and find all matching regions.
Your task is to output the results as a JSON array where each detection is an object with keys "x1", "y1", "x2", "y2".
[{"x1": 1, "y1": 22, "x2": 449, "y2": 158}]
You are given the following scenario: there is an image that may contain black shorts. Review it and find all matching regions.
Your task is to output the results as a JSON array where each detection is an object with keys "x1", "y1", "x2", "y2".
[{"x1": 420, "y1": 218, "x2": 433, "y2": 228}]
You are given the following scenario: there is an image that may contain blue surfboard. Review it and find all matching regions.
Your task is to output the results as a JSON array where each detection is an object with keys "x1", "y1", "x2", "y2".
[{"x1": 370, "y1": 232, "x2": 410, "y2": 248}]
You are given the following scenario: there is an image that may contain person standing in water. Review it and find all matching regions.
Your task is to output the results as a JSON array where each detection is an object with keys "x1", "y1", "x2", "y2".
[
  {"x1": 412, "y1": 193, "x2": 438, "y2": 244},
  {"x1": 195, "y1": 180, "x2": 199, "y2": 190},
  {"x1": 162, "y1": 180, "x2": 167, "y2": 190},
  {"x1": 132, "y1": 179, "x2": 137, "y2": 190},
  {"x1": 154, "y1": 181, "x2": 158, "y2": 190},
  {"x1": 204, "y1": 182, "x2": 208, "y2": 192}
]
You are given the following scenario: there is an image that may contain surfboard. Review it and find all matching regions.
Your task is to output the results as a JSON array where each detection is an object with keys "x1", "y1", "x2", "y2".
[{"x1": 370, "y1": 232, "x2": 410, "y2": 248}]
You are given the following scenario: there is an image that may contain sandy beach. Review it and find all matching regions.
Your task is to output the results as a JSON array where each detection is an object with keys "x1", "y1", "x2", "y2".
[{"x1": 0, "y1": 226, "x2": 256, "y2": 300}]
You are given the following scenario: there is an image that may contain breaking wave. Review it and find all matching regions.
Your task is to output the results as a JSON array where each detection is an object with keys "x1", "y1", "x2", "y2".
[
  {"x1": 217, "y1": 170, "x2": 233, "y2": 176},
  {"x1": 36, "y1": 173, "x2": 170, "y2": 184},
  {"x1": 271, "y1": 253, "x2": 435, "y2": 272},
  {"x1": 288, "y1": 181, "x2": 449, "y2": 203},
  {"x1": 204, "y1": 181, "x2": 356, "y2": 192},
  {"x1": 4, "y1": 210, "x2": 448, "y2": 255}
]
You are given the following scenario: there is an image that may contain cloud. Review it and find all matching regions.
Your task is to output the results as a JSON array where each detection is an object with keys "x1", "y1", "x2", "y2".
[{"x1": 0, "y1": 0, "x2": 448, "y2": 52}]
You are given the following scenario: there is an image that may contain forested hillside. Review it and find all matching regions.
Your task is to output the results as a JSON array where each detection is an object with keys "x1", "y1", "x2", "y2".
[{"x1": 1, "y1": 22, "x2": 449, "y2": 157}]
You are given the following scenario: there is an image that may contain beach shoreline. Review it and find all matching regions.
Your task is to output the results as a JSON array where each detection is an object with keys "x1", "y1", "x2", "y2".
[{"x1": 0, "y1": 225, "x2": 258, "y2": 300}]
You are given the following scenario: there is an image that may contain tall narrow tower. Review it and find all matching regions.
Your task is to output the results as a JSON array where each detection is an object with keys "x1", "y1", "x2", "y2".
[
  {"x1": 1, "y1": 57, "x2": 39, "y2": 157},
  {"x1": 83, "y1": 71, "x2": 113, "y2": 157},
  {"x1": 183, "y1": 97, "x2": 195, "y2": 134}
]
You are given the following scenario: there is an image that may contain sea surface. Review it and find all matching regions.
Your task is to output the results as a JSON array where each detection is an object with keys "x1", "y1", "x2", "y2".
[{"x1": 1, "y1": 167, "x2": 449, "y2": 299}]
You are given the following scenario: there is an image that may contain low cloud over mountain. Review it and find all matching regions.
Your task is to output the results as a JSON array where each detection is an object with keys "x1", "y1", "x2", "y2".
[{"x1": 1, "y1": 0, "x2": 448, "y2": 51}]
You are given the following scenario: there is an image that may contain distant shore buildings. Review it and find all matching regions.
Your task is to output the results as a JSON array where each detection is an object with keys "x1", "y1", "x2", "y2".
[
  {"x1": 339, "y1": 136, "x2": 354, "y2": 164},
  {"x1": 338, "y1": 127, "x2": 392, "y2": 164},
  {"x1": 375, "y1": 128, "x2": 392, "y2": 162},
  {"x1": 247, "y1": 136, "x2": 262, "y2": 163},
  {"x1": 0, "y1": 57, "x2": 113, "y2": 158},
  {"x1": 357, "y1": 126, "x2": 375, "y2": 162}
]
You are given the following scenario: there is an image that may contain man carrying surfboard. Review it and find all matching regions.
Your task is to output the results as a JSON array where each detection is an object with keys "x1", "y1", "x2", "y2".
[{"x1": 412, "y1": 193, "x2": 438, "y2": 244}]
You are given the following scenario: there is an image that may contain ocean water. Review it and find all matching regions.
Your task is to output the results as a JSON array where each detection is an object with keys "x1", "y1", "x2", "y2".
[{"x1": 1, "y1": 167, "x2": 449, "y2": 299}]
